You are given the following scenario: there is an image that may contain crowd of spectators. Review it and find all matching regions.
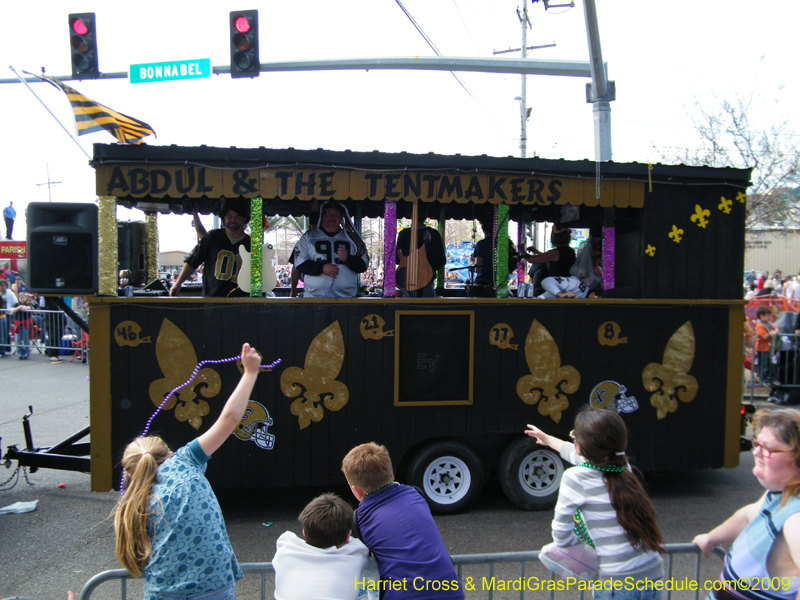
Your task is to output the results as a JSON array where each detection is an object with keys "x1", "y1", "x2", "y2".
[
  {"x1": 0, "y1": 261, "x2": 88, "y2": 362},
  {"x1": 745, "y1": 269, "x2": 800, "y2": 299}
]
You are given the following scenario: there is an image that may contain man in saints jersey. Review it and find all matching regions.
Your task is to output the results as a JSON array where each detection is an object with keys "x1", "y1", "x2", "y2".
[
  {"x1": 170, "y1": 199, "x2": 251, "y2": 297},
  {"x1": 294, "y1": 201, "x2": 369, "y2": 298}
]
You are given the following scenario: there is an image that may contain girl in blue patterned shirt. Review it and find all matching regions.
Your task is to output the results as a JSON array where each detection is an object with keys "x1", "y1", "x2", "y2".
[{"x1": 114, "y1": 343, "x2": 261, "y2": 600}]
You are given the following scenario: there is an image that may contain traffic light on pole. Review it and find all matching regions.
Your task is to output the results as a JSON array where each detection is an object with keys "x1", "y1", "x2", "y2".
[
  {"x1": 68, "y1": 13, "x2": 99, "y2": 79},
  {"x1": 230, "y1": 10, "x2": 260, "y2": 78}
]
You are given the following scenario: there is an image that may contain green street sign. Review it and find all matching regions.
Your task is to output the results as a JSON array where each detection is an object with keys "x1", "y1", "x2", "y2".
[{"x1": 130, "y1": 59, "x2": 211, "y2": 84}]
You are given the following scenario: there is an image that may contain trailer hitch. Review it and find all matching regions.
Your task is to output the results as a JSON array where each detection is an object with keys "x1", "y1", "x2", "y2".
[{"x1": 2, "y1": 405, "x2": 91, "y2": 474}]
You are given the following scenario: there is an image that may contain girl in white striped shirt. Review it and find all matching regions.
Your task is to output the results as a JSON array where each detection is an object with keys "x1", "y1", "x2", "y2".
[{"x1": 527, "y1": 407, "x2": 666, "y2": 599}]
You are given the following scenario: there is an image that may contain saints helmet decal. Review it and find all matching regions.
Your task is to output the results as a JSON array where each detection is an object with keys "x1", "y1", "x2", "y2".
[
  {"x1": 233, "y1": 401, "x2": 276, "y2": 450},
  {"x1": 590, "y1": 380, "x2": 638, "y2": 414}
]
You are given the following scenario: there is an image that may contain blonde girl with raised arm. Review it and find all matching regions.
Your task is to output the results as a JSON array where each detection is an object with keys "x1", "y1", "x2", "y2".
[{"x1": 114, "y1": 343, "x2": 261, "y2": 600}]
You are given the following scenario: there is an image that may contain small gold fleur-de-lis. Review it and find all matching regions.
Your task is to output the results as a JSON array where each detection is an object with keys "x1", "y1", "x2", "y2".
[
  {"x1": 690, "y1": 205, "x2": 710, "y2": 228},
  {"x1": 718, "y1": 197, "x2": 733, "y2": 214},
  {"x1": 736, "y1": 191, "x2": 747, "y2": 204},
  {"x1": 645, "y1": 244, "x2": 656, "y2": 257},
  {"x1": 668, "y1": 225, "x2": 684, "y2": 243}
]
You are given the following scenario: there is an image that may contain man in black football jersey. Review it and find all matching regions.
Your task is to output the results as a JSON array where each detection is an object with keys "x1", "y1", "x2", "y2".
[{"x1": 170, "y1": 199, "x2": 251, "y2": 297}]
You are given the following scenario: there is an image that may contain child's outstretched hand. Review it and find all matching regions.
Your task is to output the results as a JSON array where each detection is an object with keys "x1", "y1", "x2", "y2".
[
  {"x1": 241, "y1": 343, "x2": 261, "y2": 374},
  {"x1": 525, "y1": 424, "x2": 548, "y2": 445}
]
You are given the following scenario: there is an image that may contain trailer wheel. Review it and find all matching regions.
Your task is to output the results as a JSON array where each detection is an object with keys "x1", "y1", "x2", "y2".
[
  {"x1": 499, "y1": 437, "x2": 564, "y2": 510},
  {"x1": 407, "y1": 441, "x2": 484, "y2": 514}
]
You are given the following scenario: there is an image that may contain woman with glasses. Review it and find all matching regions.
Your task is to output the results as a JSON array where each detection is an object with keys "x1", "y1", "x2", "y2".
[
  {"x1": 693, "y1": 409, "x2": 800, "y2": 600},
  {"x1": 526, "y1": 406, "x2": 665, "y2": 599}
]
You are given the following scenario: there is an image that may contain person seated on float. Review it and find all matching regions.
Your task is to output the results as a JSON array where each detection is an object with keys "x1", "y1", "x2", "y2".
[
  {"x1": 523, "y1": 227, "x2": 575, "y2": 294},
  {"x1": 537, "y1": 275, "x2": 601, "y2": 299}
]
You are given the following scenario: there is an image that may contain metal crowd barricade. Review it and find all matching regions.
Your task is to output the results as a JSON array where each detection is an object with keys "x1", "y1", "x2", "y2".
[
  {"x1": 77, "y1": 544, "x2": 727, "y2": 600},
  {"x1": 758, "y1": 331, "x2": 800, "y2": 404},
  {"x1": 0, "y1": 307, "x2": 88, "y2": 361}
]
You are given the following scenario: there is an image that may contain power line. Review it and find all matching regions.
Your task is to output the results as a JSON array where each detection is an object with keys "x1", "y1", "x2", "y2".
[
  {"x1": 394, "y1": 0, "x2": 478, "y2": 103},
  {"x1": 451, "y1": 0, "x2": 481, "y2": 56}
]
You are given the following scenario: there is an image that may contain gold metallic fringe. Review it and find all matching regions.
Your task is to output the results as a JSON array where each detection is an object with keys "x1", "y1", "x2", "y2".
[
  {"x1": 97, "y1": 196, "x2": 118, "y2": 296},
  {"x1": 145, "y1": 213, "x2": 159, "y2": 284}
]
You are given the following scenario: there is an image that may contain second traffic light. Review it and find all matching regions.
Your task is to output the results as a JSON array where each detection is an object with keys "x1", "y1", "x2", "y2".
[
  {"x1": 68, "y1": 13, "x2": 99, "y2": 79},
  {"x1": 230, "y1": 10, "x2": 260, "y2": 79}
]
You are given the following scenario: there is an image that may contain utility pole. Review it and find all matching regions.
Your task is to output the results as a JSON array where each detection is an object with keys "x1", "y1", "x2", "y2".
[
  {"x1": 494, "y1": 5, "x2": 556, "y2": 254},
  {"x1": 35, "y1": 164, "x2": 62, "y2": 202},
  {"x1": 492, "y1": 4, "x2": 555, "y2": 158},
  {"x1": 493, "y1": 7, "x2": 555, "y2": 159},
  {"x1": 517, "y1": 4, "x2": 531, "y2": 158}
]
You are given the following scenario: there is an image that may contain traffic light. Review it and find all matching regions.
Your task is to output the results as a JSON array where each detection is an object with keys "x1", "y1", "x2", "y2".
[
  {"x1": 230, "y1": 10, "x2": 260, "y2": 78},
  {"x1": 68, "y1": 13, "x2": 99, "y2": 79}
]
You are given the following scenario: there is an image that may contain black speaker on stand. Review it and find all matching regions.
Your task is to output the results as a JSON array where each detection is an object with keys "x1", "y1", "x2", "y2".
[{"x1": 27, "y1": 202, "x2": 98, "y2": 294}]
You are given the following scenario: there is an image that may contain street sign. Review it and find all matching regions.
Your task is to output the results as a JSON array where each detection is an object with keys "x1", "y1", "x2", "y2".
[{"x1": 130, "y1": 59, "x2": 211, "y2": 84}]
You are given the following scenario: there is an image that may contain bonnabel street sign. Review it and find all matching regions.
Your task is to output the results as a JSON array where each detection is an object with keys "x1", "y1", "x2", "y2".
[{"x1": 130, "y1": 59, "x2": 211, "y2": 84}]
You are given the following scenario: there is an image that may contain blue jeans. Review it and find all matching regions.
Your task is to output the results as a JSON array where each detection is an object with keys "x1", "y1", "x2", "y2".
[
  {"x1": 15, "y1": 322, "x2": 30, "y2": 358},
  {"x1": 0, "y1": 316, "x2": 9, "y2": 354},
  {"x1": 757, "y1": 350, "x2": 773, "y2": 382},
  {"x1": 159, "y1": 582, "x2": 236, "y2": 600}
]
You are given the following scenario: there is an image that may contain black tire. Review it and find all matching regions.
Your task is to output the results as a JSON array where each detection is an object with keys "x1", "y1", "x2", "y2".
[
  {"x1": 499, "y1": 437, "x2": 565, "y2": 510},
  {"x1": 407, "y1": 441, "x2": 484, "y2": 514}
]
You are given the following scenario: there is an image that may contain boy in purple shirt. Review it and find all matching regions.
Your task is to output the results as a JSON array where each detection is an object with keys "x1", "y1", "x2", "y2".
[{"x1": 342, "y1": 443, "x2": 463, "y2": 599}]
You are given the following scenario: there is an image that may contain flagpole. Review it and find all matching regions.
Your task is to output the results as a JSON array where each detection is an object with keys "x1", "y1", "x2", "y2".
[{"x1": 9, "y1": 65, "x2": 91, "y2": 160}]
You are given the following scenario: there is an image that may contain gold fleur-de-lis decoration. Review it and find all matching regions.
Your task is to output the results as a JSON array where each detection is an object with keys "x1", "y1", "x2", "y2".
[
  {"x1": 641, "y1": 321, "x2": 698, "y2": 419},
  {"x1": 281, "y1": 321, "x2": 349, "y2": 429},
  {"x1": 668, "y1": 225, "x2": 684, "y2": 243},
  {"x1": 645, "y1": 244, "x2": 656, "y2": 257},
  {"x1": 516, "y1": 320, "x2": 580, "y2": 423},
  {"x1": 148, "y1": 318, "x2": 221, "y2": 430},
  {"x1": 690, "y1": 205, "x2": 710, "y2": 228},
  {"x1": 736, "y1": 191, "x2": 747, "y2": 204},
  {"x1": 718, "y1": 197, "x2": 733, "y2": 214}
]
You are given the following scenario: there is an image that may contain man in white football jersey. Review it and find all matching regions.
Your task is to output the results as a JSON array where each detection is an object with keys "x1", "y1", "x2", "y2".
[{"x1": 293, "y1": 202, "x2": 369, "y2": 298}]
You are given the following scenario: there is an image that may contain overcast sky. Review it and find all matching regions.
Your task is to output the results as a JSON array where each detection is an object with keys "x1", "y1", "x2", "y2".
[{"x1": 2, "y1": 0, "x2": 797, "y2": 252}]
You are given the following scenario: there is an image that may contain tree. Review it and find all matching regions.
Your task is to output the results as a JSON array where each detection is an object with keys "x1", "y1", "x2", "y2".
[{"x1": 661, "y1": 93, "x2": 800, "y2": 230}]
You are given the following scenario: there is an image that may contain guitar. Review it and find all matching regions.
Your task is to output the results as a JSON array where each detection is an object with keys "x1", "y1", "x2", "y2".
[
  {"x1": 238, "y1": 243, "x2": 278, "y2": 294},
  {"x1": 396, "y1": 200, "x2": 434, "y2": 292}
]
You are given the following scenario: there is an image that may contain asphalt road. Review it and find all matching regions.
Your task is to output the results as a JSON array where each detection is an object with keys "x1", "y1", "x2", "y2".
[{"x1": 0, "y1": 351, "x2": 767, "y2": 600}]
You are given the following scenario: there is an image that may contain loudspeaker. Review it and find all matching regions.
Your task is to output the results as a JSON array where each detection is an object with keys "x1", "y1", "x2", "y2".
[
  {"x1": 118, "y1": 221, "x2": 146, "y2": 286},
  {"x1": 27, "y1": 202, "x2": 98, "y2": 294}
]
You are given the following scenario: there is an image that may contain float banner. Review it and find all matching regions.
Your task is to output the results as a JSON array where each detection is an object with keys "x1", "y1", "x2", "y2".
[{"x1": 96, "y1": 165, "x2": 644, "y2": 209}]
